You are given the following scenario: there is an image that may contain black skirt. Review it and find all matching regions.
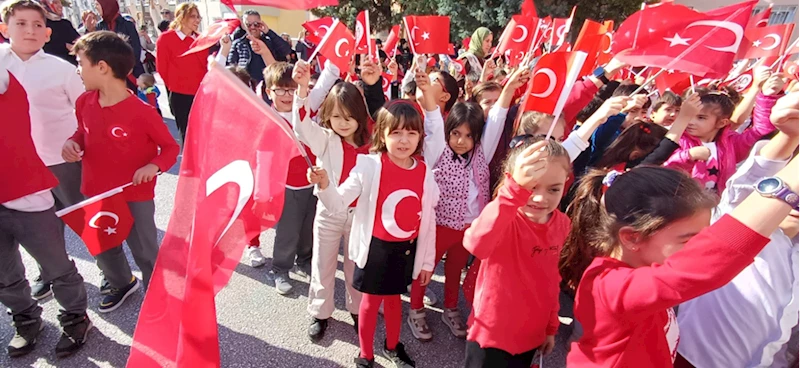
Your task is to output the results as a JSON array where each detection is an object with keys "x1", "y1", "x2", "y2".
[{"x1": 352, "y1": 237, "x2": 417, "y2": 295}]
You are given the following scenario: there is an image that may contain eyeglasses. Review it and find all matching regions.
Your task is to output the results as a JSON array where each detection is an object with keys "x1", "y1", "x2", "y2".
[
  {"x1": 160, "y1": 10, "x2": 170, "y2": 14},
  {"x1": 246, "y1": 22, "x2": 262, "y2": 28},
  {"x1": 270, "y1": 88, "x2": 296, "y2": 96}
]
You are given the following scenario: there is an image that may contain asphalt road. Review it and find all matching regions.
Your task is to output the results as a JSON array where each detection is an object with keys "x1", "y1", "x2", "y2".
[{"x1": 0, "y1": 78, "x2": 576, "y2": 368}]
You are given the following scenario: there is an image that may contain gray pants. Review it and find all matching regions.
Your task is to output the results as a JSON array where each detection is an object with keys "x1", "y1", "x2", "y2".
[
  {"x1": 96, "y1": 200, "x2": 159, "y2": 289},
  {"x1": 272, "y1": 187, "x2": 316, "y2": 273},
  {"x1": 48, "y1": 162, "x2": 85, "y2": 211},
  {"x1": 0, "y1": 205, "x2": 87, "y2": 318}
]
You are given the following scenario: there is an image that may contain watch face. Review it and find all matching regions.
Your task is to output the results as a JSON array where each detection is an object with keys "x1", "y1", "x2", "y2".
[{"x1": 757, "y1": 177, "x2": 781, "y2": 194}]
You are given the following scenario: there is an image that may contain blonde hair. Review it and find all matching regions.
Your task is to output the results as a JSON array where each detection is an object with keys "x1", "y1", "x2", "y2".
[{"x1": 169, "y1": 3, "x2": 198, "y2": 30}]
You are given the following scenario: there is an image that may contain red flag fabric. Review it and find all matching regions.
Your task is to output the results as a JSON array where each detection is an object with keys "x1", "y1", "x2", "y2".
[
  {"x1": 302, "y1": 17, "x2": 335, "y2": 45},
  {"x1": 496, "y1": 15, "x2": 537, "y2": 67},
  {"x1": 220, "y1": 0, "x2": 336, "y2": 10},
  {"x1": 597, "y1": 21, "x2": 615, "y2": 65},
  {"x1": 381, "y1": 72, "x2": 392, "y2": 100},
  {"x1": 403, "y1": 15, "x2": 450, "y2": 54},
  {"x1": 522, "y1": 51, "x2": 588, "y2": 116},
  {"x1": 355, "y1": 11, "x2": 371, "y2": 55},
  {"x1": 56, "y1": 185, "x2": 133, "y2": 256},
  {"x1": 747, "y1": 5, "x2": 771, "y2": 28},
  {"x1": 783, "y1": 60, "x2": 798, "y2": 81},
  {"x1": 613, "y1": 1, "x2": 756, "y2": 78},
  {"x1": 654, "y1": 69, "x2": 694, "y2": 94},
  {"x1": 383, "y1": 25, "x2": 401, "y2": 55},
  {"x1": 549, "y1": 17, "x2": 572, "y2": 51},
  {"x1": 181, "y1": 19, "x2": 241, "y2": 57},
  {"x1": 736, "y1": 23, "x2": 795, "y2": 59},
  {"x1": 721, "y1": 66, "x2": 754, "y2": 92},
  {"x1": 126, "y1": 64, "x2": 296, "y2": 367},
  {"x1": 310, "y1": 19, "x2": 356, "y2": 72},
  {"x1": 521, "y1": 0, "x2": 537, "y2": 17},
  {"x1": 573, "y1": 19, "x2": 610, "y2": 76}
]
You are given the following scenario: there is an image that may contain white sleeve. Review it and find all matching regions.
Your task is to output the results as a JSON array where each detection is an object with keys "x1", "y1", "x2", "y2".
[
  {"x1": 292, "y1": 93, "x2": 330, "y2": 157},
  {"x1": 0, "y1": 68, "x2": 8, "y2": 94},
  {"x1": 317, "y1": 158, "x2": 364, "y2": 214},
  {"x1": 422, "y1": 107, "x2": 446, "y2": 166},
  {"x1": 481, "y1": 104, "x2": 509, "y2": 162},
  {"x1": 65, "y1": 69, "x2": 86, "y2": 107},
  {"x1": 307, "y1": 60, "x2": 341, "y2": 112},
  {"x1": 562, "y1": 130, "x2": 590, "y2": 163},
  {"x1": 214, "y1": 49, "x2": 228, "y2": 66},
  {"x1": 401, "y1": 67, "x2": 415, "y2": 93}
]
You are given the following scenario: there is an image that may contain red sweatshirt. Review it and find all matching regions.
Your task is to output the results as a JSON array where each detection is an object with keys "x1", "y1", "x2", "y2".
[
  {"x1": 156, "y1": 30, "x2": 207, "y2": 95},
  {"x1": 71, "y1": 91, "x2": 180, "y2": 201},
  {"x1": 464, "y1": 174, "x2": 570, "y2": 354},
  {"x1": 567, "y1": 215, "x2": 770, "y2": 367}
]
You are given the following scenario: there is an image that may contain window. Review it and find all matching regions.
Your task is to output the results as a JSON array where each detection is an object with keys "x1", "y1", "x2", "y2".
[{"x1": 768, "y1": 5, "x2": 797, "y2": 25}]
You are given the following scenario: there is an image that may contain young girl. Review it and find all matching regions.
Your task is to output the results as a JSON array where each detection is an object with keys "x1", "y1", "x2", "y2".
[
  {"x1": 291, "y1": 60, "x2": 371, "y2": 341},
  {"x1": 462, "y1": 136, "x2": 571, "y2": 368},
  {"x1": 563, "y1": 152, "x2": 798, "y2": 365},
  {"x1": 308, "y1": 101, "x2": 439, "y2": 368}
]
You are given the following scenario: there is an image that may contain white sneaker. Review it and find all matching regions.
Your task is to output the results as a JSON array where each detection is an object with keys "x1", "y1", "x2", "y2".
[
  {"x1": 273, "y1": 272, "x2": 293, "y2": 295},
  {"x1": 407, "y1": 308, "x2": 433, "y2": 342},
  {"x1": 247, "y1": 247, "x2": 266, "y2": 268}
]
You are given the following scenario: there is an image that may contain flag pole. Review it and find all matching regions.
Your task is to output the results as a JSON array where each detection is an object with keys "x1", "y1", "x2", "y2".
[
  {"x1": 307, "y1": 18, "x2": 339, "y2": 64},
  {"x1": 630, "y1": 68, "x2": 665, "y2": 95},
  {"x1": 689, "y1": 74, "x2": 696, "y2": 93},
  {"x1": 769, "y1": 38, "x2": 799, "y2": 70},
  {"x1": 632, "y1": 2, "x2": 646, "y2": 49},
  {"x1": 55, "y1": 182, "x2": 134, "y2": 218}
]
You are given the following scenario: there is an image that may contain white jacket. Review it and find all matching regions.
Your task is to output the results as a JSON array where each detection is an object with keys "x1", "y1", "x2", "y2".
[{"x1": 316, "y1": 153, "x2": 440, "y2": 278}]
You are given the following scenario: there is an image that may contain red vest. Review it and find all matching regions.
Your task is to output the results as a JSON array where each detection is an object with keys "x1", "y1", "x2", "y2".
[
  {"x1": 0, "y1": 73, "x2": 58, "y2": 203},
  {"x1": 372, "y1": 154, "x2": 426, "y2": 242}
]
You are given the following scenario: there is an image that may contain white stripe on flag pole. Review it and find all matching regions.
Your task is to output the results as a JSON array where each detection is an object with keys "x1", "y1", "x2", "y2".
[
  {"x1": 307, "y1": 18, "x2": 340, "y2": 63},
  {"x1": 55, "y1": 182, "x2": 133, "y2": 218},
  {"x1": 545, "y1": 51, "x2": 588, "y2": 141}
]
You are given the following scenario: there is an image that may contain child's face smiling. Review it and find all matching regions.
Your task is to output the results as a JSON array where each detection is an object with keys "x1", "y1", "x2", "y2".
[
  {"x1": 519, "y1": 158, "x2": 569, "y2": 224},
  {"x1": 268, "y1": 85, "x2": 295, "y2": 113},
  {"x1": 329, "y1": 103, "x2": 359, "y2": 143},
  {"x1": 2, "y1": 9, "x2": 51, "y2": 59}
]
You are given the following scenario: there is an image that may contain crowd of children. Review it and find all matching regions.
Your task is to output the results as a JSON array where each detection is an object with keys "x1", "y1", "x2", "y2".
[{"x1": 1, "y1": 0, "x2": 799, "y2": 367}]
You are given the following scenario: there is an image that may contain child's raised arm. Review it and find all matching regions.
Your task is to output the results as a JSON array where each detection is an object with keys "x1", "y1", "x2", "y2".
[
  {"x1": 481, "y1": 68, "x2": 529, "y2": 161},
  {"x1": 292, "y1": 60, "x2": 330, "y2": 157},
  {"x1": 561, "y1": 96, "x2": 628, "y2": 162},
  {"x1": 415, "y1": 68, "x2": 446, "y2": 166},
  {"x1": 307, "y1": 60, "x2": 341, "y2": 112}
]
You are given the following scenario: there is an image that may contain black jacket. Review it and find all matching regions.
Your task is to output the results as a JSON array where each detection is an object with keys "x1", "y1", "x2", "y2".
[
  {"x1": 231, "y1": 28, "x2": 292, "y2": 63},
  {"x1": 43, "y1": 19, "x2": 80, "y2": 65}
]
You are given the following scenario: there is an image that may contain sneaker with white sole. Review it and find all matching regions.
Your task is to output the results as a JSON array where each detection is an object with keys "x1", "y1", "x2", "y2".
[
  {"x1": 406, "y1": 285, "x2": 437, "y2": 306},
  {"x1": 30, "y1": 276, "x2": 52, "y2": 301},
  {"x1": 441, "y1": 308, "x2": 467, "y2": 338},
  {"x1": 406, "y1": 308, "x2": 432, "y2": 342},
  {"x1": 7, "y1": 315, "x2": 43, "y2": 357},
  {"x1": 270, "y1": 271, "x2": 292, "y2": 295},
  {"x1": 382, "y1": 341, "x2": 416, "y2": 367},
  {"x1": 98, "y1": 277, "x2": 140, "y2": 313},
  {"x1": 246, "y1": 247, "x2": 267, "y2": 268}
]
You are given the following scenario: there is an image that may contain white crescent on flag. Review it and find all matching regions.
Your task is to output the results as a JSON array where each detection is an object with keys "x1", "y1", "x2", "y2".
[
  {"x1": 685, "y1": 20, "x2": 744, "y2": 53},
  {"x1": 530, "y1": 68, "x2": 557, "y2": 98},
  {"x1": 89, "y1": 211, "x2": 120, "y2": 228},
  {"x1": 512, "y1": 25, "x2": 529, "y2": 43},
  {"x1": 381, "y1": 189, "x2": 420, "y2": 239},
  {"x1": 411, "y1": 26, "x2": 421, "y2": 46},
  {"x1": 760, "y1": 33, "x2": 781, "y2": 51},
  {"x1": 335, "y1": 39, "x2": 350, "y2": 58},
  {"x1": 205, "y1": 160, "x2": 255, "y2": 245}
]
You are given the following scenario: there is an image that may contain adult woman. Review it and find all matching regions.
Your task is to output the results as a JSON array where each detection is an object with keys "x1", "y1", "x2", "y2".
[
  {"x1": 41, "y1": 0, "x2": 81, "y2": 65},
  {"x1": 78, "y1": 10, "x2": 97, "y2": 35},
  {"x1": 156, "y1": 2, "x2": 207, "y2": 143},
  {"x1": 95, "y1": 0, "x2": 144, "y2": 78},
  {"x1": 458, "y1": 27, "x2": 492, "y2": 80}
]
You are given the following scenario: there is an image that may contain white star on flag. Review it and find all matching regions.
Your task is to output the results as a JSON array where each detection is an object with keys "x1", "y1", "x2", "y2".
[
  {"x1": 421, "y1": 31, "x2": 430, "y2": 40},
  {"x1": 663, "y1": 33, "x2": 691, "y2": 47},
  {"x1": 753, "y1": 40, "x2": 762, "y2": 47},
  {"x1": 103, "y1": 227, "x2": 117, "y2": 235}
]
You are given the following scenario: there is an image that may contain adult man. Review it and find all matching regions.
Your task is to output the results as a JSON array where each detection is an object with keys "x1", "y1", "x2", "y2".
[{"x1": 227, "y1": 10, "x2": 292, "y2": 91}]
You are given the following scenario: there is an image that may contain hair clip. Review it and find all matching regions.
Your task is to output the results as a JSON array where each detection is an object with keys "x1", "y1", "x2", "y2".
[
  {"x1": 638, "y1": 124, "x2": 651, "y2": 134},
  {"x1": 602, "y1": 170, "x2": 622, "y2": 189}
]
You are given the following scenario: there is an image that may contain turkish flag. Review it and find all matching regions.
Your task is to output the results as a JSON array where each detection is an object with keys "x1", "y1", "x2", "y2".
[
  {"x1": 450, "y1": 57, "x2": 467, "y2": 76},
  {"x1": 181, "y1": 19, "x2": 241, "y2": 57},
  {"x1": 737, "y1": 23, "x2": 795, "y2": 59},
  {"x1": 747, "y1": 5, "x2": 771, "y2": 28},
  {"x1": 56, "y1": 185, "x2": 133, "y2": 256},
  {"x1": 403, "y1": 15, "x2": 450, "y2": 54},
  {"x1": 220, "y1": 0, "x2": 336, "y2": 11},
  {"x1": 126, "y1": 64, "x2": 296, "y2": 367},
  {"x1": 354, "y1": 11, "x2": 372, "y2": 55},
  {"x1": 381, "y1": 72, "x2": 392, "y2": 100},
  {"x1": 721, "y1": 66, "x2": 754, "y2": 92},
  {"x1": 613, "y1": 1, "x2": 756, "y2": 78},
  {"x1": 522, "y1": 0, "x2": 537, "y2": 17},
  {"x1": 302, "y1": 17, "x2": 334, "y2": 45},
  {"x1": 597, "y1": 21, "x2": 615, "y2": 65},
  {"x1": 783, "y1": 60, "x2": 799, "y2": 81},
  {"x1": 522, "y1": 51, "x2": 588, "y2": 116},
  {"x1": 549, "y1": 17, "x2": 572, "y2": 51},
  {"x1": 496, "y1": 16, "x2": 537, "y2": 67},
  {"x1": 654, "y1": 69, "x2": 694, "y2": 94},
  {"x1": 310, "y1": 19, "x2": 355, "y2": 72},
  {"x1": 573, "y1": 19, "x2": 610, "y2": 76},
  {"x1": 383, "y1": 25, "x2": 401, "y2": 56}
]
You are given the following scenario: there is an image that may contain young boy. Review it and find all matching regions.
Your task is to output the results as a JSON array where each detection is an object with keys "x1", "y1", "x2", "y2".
[
  {"x1": 136, "y1": 72, "x2": 161, "y2": 115},
  {"x1": 650, "y1": 91, "x2": 682, "y2": 127},
  {"x1": 0, "y1": 0, "x2": 86, "y2": 300},
  {"x1": 0, "y1": 1, "x2": 90, "y2": 358},
  {"x1": 62, "y1": 31, "x2": 179, "y2": 312}
]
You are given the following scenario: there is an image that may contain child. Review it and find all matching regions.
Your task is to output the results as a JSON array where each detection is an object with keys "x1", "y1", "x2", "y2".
[
  {"x1": 664, "y1": 77, "x2": 781, "y2": 194},
  {"x1": 676, "y1": 93, "x2": 799, "y2": 368},
  {"x1": 0, "y1": 2, "x2": 90, "y2": 356},
  {"x1": 0, "y1": 0, "x2": 86, "y2": 300},
  {"x1": 563, "y1": 156, "x2": 798, "y2": 366},
  {"x1": 62, "y1": 31, "x2": 179, "y2": 313},
  {"x1": 308, "y1": 101, "x2": 439, "y2": 368},
  {"x1": 136, "y1": 72, "x2": 161, "y2": 114},
  {"x1": 405, "y1": 66, "x2": 524, "y2": 342},
  {"x1": 291, "y1": 59, "x2": 371, "y2": 340},
  {"x1": 650, "y1": 91, "x2": 682, "y2": 127},
  {"x1": 469, "y1": 81, "x2": 502, "y2": 120},
  {"x1": 462, "y1": 136, "x2": 571, "y2": 367}
]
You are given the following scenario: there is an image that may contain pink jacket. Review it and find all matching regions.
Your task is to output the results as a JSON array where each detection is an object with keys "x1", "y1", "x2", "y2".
[{"x1": 664, "y1": 93, "x2": 778, "y2": 193}]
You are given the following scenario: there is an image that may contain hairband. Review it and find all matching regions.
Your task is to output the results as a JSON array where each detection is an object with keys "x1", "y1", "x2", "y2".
[{"x1": 602, "y1": 170, "x2": 622, "y2": 189}]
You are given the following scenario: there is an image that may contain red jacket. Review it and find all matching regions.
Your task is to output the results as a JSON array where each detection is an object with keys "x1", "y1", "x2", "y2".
[
  {"x1": 71, "y1": 91, "x2": 179, "y2": 201},
  {"x1": 567, "y1": 215, "x2": 770, "y2": 367},
  {"x1": 156, "y1": 30, "x2": 207, "y2": 95},
  {"x1": 464, "y1": 174, "x2": 570, "y2": 354}
]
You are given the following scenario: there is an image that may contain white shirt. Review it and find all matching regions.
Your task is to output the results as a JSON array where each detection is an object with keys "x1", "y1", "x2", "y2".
[{"x1": 0, "y1": 45, "x2": 84, "y2": 167}]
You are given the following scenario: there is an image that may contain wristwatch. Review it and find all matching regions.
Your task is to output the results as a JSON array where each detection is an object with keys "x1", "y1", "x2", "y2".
[
  {"x1": 593, "y1": 67, "x2": 610, "y2": 84},
  {"x1": 754, "y1": 177, "x2": 799, "y2": 210}
]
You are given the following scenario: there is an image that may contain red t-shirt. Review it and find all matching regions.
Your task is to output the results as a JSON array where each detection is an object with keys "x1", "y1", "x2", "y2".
[
  {"x1": 372, "y1": 154, "x2": 426, "y2": 242},
  {"x1": 71, "y1": 91, "x2": 179, "y2": 201},
  {"x1": 340, "y1": 139, "x2": 370, "y2": 207}
]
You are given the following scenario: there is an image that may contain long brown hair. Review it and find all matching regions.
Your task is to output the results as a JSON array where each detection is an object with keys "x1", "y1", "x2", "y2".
[
  {"x1": 169, "y1": 3, "x2": 198, "y2": 30},
  {"x1": 318, "y1": 82, "x2": 370, "y2": 147},
  {"x1": 371, "y1": 100, "x2": 424, "y2": 156},
  {"x1": 559, "y1": 166, "x2": 717, "y2": 292},
  {"x1": 594, "y1": 121, "x2": 667, "y2": 169}
]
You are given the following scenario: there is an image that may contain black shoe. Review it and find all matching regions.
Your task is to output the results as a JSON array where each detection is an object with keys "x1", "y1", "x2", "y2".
[
  {"x1": 382, "y1": 341, "x2": 416, "y2": 368},
  {"x1": 308, "y1": 318, "x2": 328, "y2": 342},
  {"x1": 55, "y1": 313, "x2": 92, "y2": 358},
  {"x1": 99, "y1": 277, "x2": 112, "y2": 295},
  {"x1": 354, "y1": 357, "x2": 374, "y2": 368},
  {"x1": 7, "y1": 315, "x2": 43, "y2": 358},
  {"x1": 31, "y1": 276, "x2": 52, "y2": 301},
  {"x1": 351, "y1": 313, "x2": 359, "y2": 333},
  {"x1": 98, "y1": 277, "x2": 140, "y2": 313}
]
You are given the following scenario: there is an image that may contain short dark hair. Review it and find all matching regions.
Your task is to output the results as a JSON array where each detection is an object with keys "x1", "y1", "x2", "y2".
[
  {"x1": 243, "y1": 9, "x2": 260, "y2": 17},
  {"x1": 371, "y1": 100, "x2": 424, "y2": 156},
  {"x1": 700, "y1": 92, "x2": 735, "y2": 120},
  {"x1": 1, "y1": 0, "x2": 45, "y2": 24},
  {"x1": 436, "y1": 70, "x2": 459, "y2": 113},
  {"x1": 72, "y1": 31, "x2": 135, "y2": 81},
  {"x1": 158, "y1": 20, "x2": 169, "y2": 32},
  {"x1": 262, "y1": 62, "x2": 295, "y2": 89},
  {"x1": 652, "y1": 91, "x2": 682, "y2": 112},
  {"x1": 227, "y1": 66, "x2": 250, "y2": 85},
  {"x1": 613, "y1": 83, "x2": 652, "y2": 110}
]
